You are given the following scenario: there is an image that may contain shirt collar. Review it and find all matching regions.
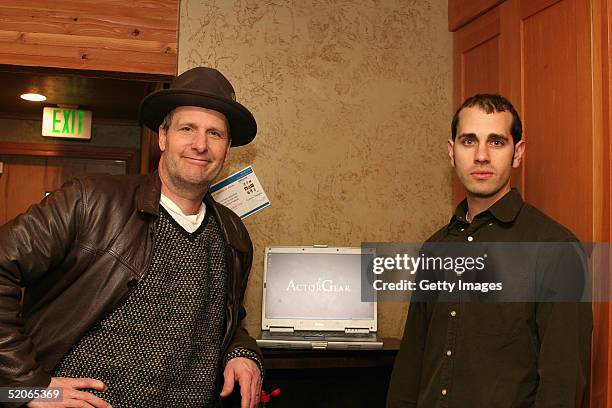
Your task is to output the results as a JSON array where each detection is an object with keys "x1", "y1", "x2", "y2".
[
  {"x1": 449, "y1": 188, "x2": 524, "y2": 228},
  {"x1": 488, "y1": 188, "x2": 524, "y2": 222}
]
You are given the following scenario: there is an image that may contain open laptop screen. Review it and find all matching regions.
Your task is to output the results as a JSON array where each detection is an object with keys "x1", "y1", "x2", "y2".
[{"x1": 264, "y1": 250, "x2": 374, "y2": 321}]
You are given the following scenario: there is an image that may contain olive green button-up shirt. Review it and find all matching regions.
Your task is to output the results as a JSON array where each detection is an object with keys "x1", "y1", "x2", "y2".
[{"x1": 387, "y1": 189, "x2": 593, "y2": 408}]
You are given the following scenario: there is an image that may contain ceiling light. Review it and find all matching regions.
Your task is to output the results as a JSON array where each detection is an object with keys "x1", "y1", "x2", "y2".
[{"x1": 20, "y1": 93, "x2": 47, "y2": 102}]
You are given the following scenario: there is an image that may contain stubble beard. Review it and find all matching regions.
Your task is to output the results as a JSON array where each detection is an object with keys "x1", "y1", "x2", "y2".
[
  {"x1": 169, "y1": 172, "x2": 211, "y2": 197},
  {"x1": 161, "y1": 157, "x2": 218, "y2": 200},
  {"x1": 462, "y1": 173, "x2": 511, "y2": 200},
  {"x1": 454, "y1": 153, "x2": 515, "y2": 200}
]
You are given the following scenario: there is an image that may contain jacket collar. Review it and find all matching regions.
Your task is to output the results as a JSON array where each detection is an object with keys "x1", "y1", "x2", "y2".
[
  {"x1": 137, "y1": 171, "x2": 162, "y2": 216},
  {"x1": 136, "y1": 171, "x2": 249, "y2": 253},
  {"x1": 204, "y1": 193, "x2": 251, "y2": 253}
]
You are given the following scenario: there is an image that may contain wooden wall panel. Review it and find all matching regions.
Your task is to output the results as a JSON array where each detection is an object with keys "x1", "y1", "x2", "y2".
[
  {"x1": 520, "y1": 0, "x2": 593, "y2": 242},
  {"x1": 452, "y1": 1, "x2": 525, "y2": 206},
  {"x1": 0, "y1": 0, "x2": 177, "y2": 19},
  {"x1": 454, "y1": 7, "x2": 501, "y2": 104},
  {"x1": 606, "y1": 0, "x2": 612, "y2": 242},
  {"x1": 462, "y1": 40, "x2": 499, "y2": 95},
  {"x1": 0, "y1": 1, "x2": 178, "y2": 75},
  {"x1": 591, "y1": 0, "x2": 612, "y2": 404}
]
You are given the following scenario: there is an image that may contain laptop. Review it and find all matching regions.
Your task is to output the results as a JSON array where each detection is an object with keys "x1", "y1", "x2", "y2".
[{"x1": 257, "y1": 246, "x2": 383, "y2": 350}]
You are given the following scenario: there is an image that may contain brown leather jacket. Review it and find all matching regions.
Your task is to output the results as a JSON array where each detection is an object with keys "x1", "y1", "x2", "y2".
[{"x1": 0, "y1": 171, "x2": 259, "y2": 393}]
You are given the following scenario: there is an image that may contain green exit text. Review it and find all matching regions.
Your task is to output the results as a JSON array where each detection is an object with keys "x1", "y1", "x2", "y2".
[{"x1": 52, "y1": 109, "x2": 84, "y2": 135}]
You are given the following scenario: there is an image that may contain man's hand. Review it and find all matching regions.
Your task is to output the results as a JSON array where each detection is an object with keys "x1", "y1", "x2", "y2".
[
  {"x1": 220, "y1": 357, "x2": 261, "y2": 408},
  {"x1": 26, "y1": 377, "x2": 111, "y2": 408}
]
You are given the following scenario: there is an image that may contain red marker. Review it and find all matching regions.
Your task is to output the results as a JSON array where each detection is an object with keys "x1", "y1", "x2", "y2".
[{"x1": 260, "y1": 388, "x2": 281, "y2": 407}]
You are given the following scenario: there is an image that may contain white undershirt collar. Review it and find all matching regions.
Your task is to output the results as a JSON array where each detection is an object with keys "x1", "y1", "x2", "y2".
[{"x1": 159, "y1": 194, "x2": 206, "y2": 233}]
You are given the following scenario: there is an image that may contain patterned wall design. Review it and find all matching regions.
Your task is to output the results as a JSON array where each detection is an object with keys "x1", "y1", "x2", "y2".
[{"x1": 179, "y1": 0, "x2": 453, "y2": 339}]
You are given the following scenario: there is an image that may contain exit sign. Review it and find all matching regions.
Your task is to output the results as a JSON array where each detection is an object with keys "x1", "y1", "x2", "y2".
[{"x1": 42, "y1": 107, "x2": 92, "y2": 140}]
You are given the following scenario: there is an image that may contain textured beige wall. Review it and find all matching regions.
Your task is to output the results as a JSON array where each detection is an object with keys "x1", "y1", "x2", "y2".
[{"x1": 179, "y1": 0, "x2": 453, "y2": 339}]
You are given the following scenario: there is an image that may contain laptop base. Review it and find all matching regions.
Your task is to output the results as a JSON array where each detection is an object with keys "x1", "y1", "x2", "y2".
[{"x1": 257, "y1": 331, "x2": 383, "y2": 350}]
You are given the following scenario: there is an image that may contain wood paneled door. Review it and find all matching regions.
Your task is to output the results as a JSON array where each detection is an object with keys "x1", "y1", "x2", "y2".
[
  {"x1": 519, "y1": 0, "x2": 594, "y2": 243},
  {"x1": 0, "y1": 143, "x2": 138, "y2": 226},
  {"x1": 452, "y1": 0, "x2": 522, "y2": 203}
]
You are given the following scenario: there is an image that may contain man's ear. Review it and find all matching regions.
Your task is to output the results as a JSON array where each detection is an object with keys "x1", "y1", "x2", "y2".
[
  {"x1": 447, "y1": 139, "x2": 455, "y2": 167},
  {"x1": 512, "y1": 140, "x2": 525, "y2": 168},
  {"x1": 223, "y1": 143, "x2": 231, "y2": 163},
  {"x1": 158, "y1": 126, "x2": 167, "y2": 152}
]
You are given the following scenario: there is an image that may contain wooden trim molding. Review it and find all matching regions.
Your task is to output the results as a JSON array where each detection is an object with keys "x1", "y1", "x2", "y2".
[
  {"x1": 0, "y1": 1, "x2": 180, "y2": 75},
  {"x1": 519, "y1": 0, "x2": 564, "y2": 20},
  {"x1": 0, "y1": 142, "x2": 139, "y2": 174},
  {"x1": 140, "y1": 81, "x2": 165, "y2": 174},
  {"x1": 0, "y1": 64, "x2": 174, "y2": 83},
  {"x1": 590, "y1": 0, "x2": 612, "y2": 405},
  {"x1": 449, "y1": 0, "x2": 506, "y2": 31}
]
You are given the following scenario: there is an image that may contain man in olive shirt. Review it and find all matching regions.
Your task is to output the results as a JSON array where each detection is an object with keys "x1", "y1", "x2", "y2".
[{"x1": 387, "y1": 94, "x2": 592, "y2": 407}]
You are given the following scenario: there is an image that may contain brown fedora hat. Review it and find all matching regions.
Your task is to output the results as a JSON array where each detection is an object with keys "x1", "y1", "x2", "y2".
[{"x1": 139, "y1": 67, "x2": 257, "y2": 147}]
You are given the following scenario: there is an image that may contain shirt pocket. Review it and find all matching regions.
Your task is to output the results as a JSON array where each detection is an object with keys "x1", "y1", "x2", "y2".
[{"x1": 461, "y1": 303, "x2": 527, "y2": 341}]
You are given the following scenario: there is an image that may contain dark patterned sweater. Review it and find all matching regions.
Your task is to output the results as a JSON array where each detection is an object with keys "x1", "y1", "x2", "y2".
[{"x1": 53, "y1": 207, "x2": 229, "y2": 407}]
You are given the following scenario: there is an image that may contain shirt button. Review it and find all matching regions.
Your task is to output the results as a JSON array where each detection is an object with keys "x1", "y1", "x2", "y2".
[
  {"x1": 446, "y1": 350, "x2": 452, "y2": 357},
  {"x1": 441, "y1": 389, "x2": 448, "y2": 396},
  {"x1": 460, "y1": 227, "x2": 465, "y2": 231},
  {"x1": 488, "y1": 222, "x2": 493, "y2": 226},
  {"x1": 467, "y1": 236, "x2": 474, "y2": 242},
  {"x1": 450, "y1": 310, "x2": 457, "y2": 317}
]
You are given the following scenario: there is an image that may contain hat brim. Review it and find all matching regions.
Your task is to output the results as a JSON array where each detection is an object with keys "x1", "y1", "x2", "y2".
[{"x1": 139, "y1": 88, "x2": 257, "y2": 147}]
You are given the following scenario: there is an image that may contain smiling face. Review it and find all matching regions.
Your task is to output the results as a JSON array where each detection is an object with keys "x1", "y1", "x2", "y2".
[
  {"x1": 448, "y1": 106, "x2": 525, "y2": 201},
  {"x1": 158, "y1": 106, "x2": 230, "y2": 198}
]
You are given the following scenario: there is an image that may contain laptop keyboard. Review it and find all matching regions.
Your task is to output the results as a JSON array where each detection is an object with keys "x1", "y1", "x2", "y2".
[{"x1": 271, "y1": 331, "x2": 370, "y2": 338}]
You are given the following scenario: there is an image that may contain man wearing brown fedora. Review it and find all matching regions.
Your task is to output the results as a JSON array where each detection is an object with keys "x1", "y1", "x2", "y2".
[{"x1": 0, "y1": 67, "x2": 262, "y2": 408}]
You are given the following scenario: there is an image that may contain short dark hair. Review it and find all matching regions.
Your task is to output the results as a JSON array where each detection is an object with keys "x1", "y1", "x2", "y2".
[{"x1": 451, "y1": 94, "x2": 523, "y2": 144}]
